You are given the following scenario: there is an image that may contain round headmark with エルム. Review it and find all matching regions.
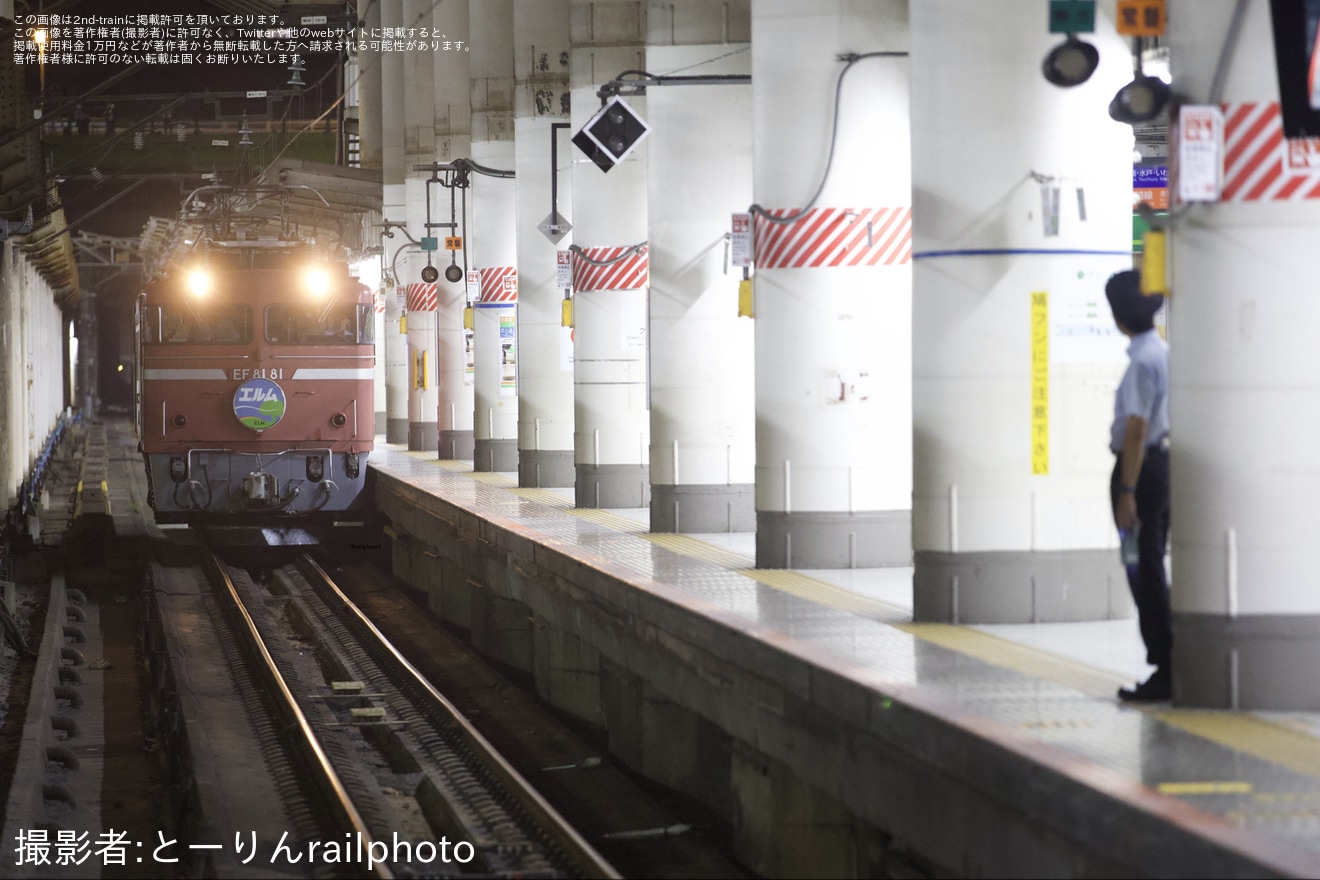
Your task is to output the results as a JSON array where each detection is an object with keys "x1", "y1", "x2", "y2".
[{"x1": 233, "y1": 378, "x2": 286, "y2": 430}]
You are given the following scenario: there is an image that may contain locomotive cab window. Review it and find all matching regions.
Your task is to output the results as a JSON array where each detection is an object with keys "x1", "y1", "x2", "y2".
[
  {"x1": 265, "y1": 303, "x2": 369, "y2": 344},
  {"x1": 145, "y1": 304, "x2": 251, "y2": 344}
]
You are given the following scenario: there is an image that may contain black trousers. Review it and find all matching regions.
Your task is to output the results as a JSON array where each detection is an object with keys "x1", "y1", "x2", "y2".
[{"x1": 1110, "y1": 447, "x2": 1172, "y2": 670}]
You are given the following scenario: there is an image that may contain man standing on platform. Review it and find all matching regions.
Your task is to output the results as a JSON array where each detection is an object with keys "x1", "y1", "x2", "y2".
[{"x1": 1105, "y1": 270, "x2": 1172, "y2": 702}]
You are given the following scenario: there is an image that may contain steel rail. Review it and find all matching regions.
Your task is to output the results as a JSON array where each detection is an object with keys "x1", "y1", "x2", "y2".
[
  {"x1": 204, "y1": 549, "x2": 393, "y2": 880},
  {"x1": 300, "y1": 554, "x2": 622, "y2": 880}
]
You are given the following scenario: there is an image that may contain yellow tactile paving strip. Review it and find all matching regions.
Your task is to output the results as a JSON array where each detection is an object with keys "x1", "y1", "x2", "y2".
[{"x1": 734, "y1": 568, "x2": 908, "y2": 621}]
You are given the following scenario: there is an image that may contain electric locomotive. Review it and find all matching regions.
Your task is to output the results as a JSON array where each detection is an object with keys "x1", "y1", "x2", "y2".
[{"x1": 137, "y1": 242, "x2": 375, "y2": 524}]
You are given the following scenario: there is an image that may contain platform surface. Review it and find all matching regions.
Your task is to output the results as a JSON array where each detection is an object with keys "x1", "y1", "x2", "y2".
[{"x1": 369, "y1": 444, "x2": 1320, "y2": 874}]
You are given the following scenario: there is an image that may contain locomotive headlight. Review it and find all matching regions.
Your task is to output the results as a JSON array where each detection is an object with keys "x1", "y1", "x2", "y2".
[
  {"x1": 186, "y1": 268, "x2": 212, "y2": 298},
  {"x1": 303, "y1": 266, "x2": 332, "y2": 298}
]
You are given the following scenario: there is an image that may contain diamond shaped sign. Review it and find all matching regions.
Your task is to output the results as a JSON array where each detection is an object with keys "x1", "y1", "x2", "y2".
[{"x1": 539, "y1": 211, "x2": 572, "y2": 244}]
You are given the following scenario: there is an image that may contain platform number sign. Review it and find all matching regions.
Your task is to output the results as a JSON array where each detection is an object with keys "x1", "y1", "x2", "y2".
[{"x1": 1116, "y1": 0, "x2": 1166, "y2": 37}]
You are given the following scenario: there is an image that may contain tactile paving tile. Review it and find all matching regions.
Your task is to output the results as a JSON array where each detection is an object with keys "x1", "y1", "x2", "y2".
[{"x1": 370, "y1": 446, "x2": 1320, "y2": 857}]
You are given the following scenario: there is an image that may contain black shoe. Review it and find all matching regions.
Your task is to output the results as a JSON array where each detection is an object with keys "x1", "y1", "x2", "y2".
[{"x1": 1118, "y1": 668, "x2": 1171, "y2": 703}]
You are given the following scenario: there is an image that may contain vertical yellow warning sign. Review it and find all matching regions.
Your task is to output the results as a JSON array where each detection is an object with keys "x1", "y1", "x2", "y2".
[{"x1": 1031, "y1": 291, "x2": 1049, "y2": 475}]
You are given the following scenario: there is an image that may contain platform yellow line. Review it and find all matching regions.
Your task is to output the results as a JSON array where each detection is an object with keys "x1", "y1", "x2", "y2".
[
  {"x1": 645, "y1": 534, "x2": 753, "y2": 570},
  {"x1": 469, "y1": 472, "x2": 516, "y2": 488},
  {"x1": 895, "y1": 624, "x2": 1128, "y2": 699},
  {"x1": 567, "y1": 508, "x2": 647, "y2": 533},
  {"x1": 509, "y1": 487, "x2": 571, "y2": 507},
  {"x1": 888, "y1": 627, "x2": 1320, "y2": 785},
  {"x1": 1157, "y1": 781, "x2": 1253, "y2": 795},
  {"x1": 1148, "y1": 712, "x2": 1320, "y2": 784},
  {"x1": 735, "y1": 569, "x2": 909, "y2": 621}
]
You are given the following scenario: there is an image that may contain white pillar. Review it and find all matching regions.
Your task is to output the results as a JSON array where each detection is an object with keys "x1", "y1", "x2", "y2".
[
  {"x1": 404, "y1": 7, "x2": 439, "y2": 451},
  {"x1": 434, "y1": 0, "x2": 475, "y2": 459},
  {"x1": 910, "y1": 1, "x2": 1134, "y2": 619},
  {"x1": 646, "y1": 4, "x2": 754, "y2": 532},
  {"x1": 570, "y1": 0, "x2": 650, "y2": 508},
  {"x1": 1168, "y1": 1, "x2": 1320, "y2": 708},
  {"x1": 751, "y1": 1, "x2": 911, "y2": 567},
  {"x1": 513, "y1": 0, "x2": 575, "y2": 487},
  {"x1": 405, "y1": 180, "x2": 440, "y2": 451},
  {"x1": 380, "y1": 0, "x2": 409, "y2": 444},
  {"x1": 470, "y1": 0, "x2": 519, "y2": 472}
]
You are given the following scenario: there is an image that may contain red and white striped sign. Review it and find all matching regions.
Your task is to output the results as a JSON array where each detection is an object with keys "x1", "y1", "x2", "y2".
[
  {"x1": 478, "y1": 266, "x2": 517, "y2": 303},
  {"x1": 753, "y1": 206, "x2": 911, "y2": 269},
  {"x1": 374, "y1": 292, "x2": 385, "y2": 314},
  {"x1": 1222, "y1": 102, "x2": 1320, "y2": 201},
  {"x1": 572, "y1": 245, "x2": 649, "y2": 291},
  {"x1": 405, "y1": 282, "x2": 438, "y2": 311}
]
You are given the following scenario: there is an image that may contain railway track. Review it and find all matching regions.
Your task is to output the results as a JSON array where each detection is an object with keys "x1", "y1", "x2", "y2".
[{"x1": 202, "y1": 540, "x2": 619, "y2": 878}]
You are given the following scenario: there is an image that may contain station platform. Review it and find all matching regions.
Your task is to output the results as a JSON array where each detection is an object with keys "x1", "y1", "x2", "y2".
[{"x1": 367, "y1": 444, "x2": 1320, "y2": 877}]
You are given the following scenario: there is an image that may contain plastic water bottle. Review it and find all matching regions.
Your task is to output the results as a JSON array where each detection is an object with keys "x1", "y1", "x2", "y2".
[{"x1": 1119, "y1": 525, "x2": 1141, "y2": 567}]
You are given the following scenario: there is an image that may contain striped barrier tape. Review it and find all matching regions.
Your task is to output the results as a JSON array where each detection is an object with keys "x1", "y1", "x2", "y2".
[
  {"x1": 1222, "y1": 102, "x2": 1320, "y2": 202},
  {"x1": 405, "y1": 282, "x2": 438, "y2": 311},
  {"x1": 478, "y1": 266, "x2": 517, "y2": 302},
  {"x1": 571, "y1": 245, "x2": 648, "y2": 291},
  {"x1": 753, "y1": 206, "x2": 911, "y2": 269}
]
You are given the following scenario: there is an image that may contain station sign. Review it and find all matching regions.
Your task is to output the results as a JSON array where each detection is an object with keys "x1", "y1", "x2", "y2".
[
  {"x1": 1116, "y1": 0, "x2": 1166, "y2": 37},
  {"x1": 1048, "y1": 0, "x2": 1096, "y2": 34},
  {"x1": 730, "y1": 213, "x2": 752, "y2": 268},
  {"x1": 556, "y1": 250, "x2": 572, "y2": 289},
  {"x1": 1176, "y1": 105, "x2": 1223, "y2": 203}
]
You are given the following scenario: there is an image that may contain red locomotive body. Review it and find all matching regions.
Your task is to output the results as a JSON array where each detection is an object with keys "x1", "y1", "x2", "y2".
[{"x1": 137, "y1": 246, "x2": 374, "y2": 524}]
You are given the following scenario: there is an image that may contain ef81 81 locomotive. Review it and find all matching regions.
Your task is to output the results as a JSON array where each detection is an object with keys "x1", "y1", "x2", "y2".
[{"x1": 137, "y1": 242, "x2": 375, "y2": 524}]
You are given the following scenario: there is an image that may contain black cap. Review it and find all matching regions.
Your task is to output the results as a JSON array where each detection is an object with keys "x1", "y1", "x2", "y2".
[{"x1": 1105, "y1": 270, "x2": 1163, "y2": 332}]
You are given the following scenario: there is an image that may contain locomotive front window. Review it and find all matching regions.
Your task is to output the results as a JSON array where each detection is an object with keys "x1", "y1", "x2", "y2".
[
  {"x1": 147, "y1": 304, "x2": 251, "y2": 344},
  {"x1": 265, "y1": 303, "x2": 367, "y2": 344}
]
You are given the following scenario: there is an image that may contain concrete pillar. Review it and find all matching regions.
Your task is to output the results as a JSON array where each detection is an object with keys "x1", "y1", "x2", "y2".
[
  {"x1": 403, "y1": 0, "x2": 439, "y2": 451},
  {"x1": 1168, "y1": 2, "x2": 1320, "y2": 708},
  {"x1": 909, "y1": 2, "x2": 1135, "y2": 621},
  {"x1": 470, "y1": 0, "x2": 519, "y2": 473},
  {"x1": 751, "y1": 1, "x2": 911, "y2": 568},
  {"x1": 380, "y1": 0, "x2": 409, "y2": 444},
  {"x1": 356, "y1": 0, "x2": 383, "y2": 171},
  {"x1": 434, "y1": 1, "x2": 475, "y2": 460},
  {"x1": 570, "y1": 0, "x2": 650, "y2": 508},
  {"x1": 356, "y1": 0, "x2": 382, "y2": 432},
  {"x1": 405, "y1": 183, "x2": 440, "y2": 451},
  {"x1": 646, "y1": 3, "x2": 754, "y2": 533},
  {"x1": 513, "y1": 0, "x2": 575, "y2": 488}
]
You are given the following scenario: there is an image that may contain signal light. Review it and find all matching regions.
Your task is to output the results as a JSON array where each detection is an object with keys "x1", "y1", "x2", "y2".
[
  {"x1": 572, "y1": 96, "x2": 651, "y2": 173},
  {"x1": 1109, "y1": 75, "x2": 1172, "y2": 124},
  {"x1": 1042, "y1": 36, "x2": 1100, "y2": 88}
]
